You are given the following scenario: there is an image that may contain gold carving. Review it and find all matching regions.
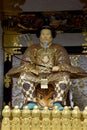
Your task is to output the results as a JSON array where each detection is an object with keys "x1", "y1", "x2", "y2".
[
  {"x1": 4, "y1": 47, "x2": 22, "y2": 62},
  {"x1": 3, "y1": 31, "x2": 22, "y2": 47},
  {"x1": 32, "y1": 106, "x2": 40, "y2": 130},
  {"x1": 72, "y1": 106, "x2": 82, "y2": 130},
  {"x1": 4, "y1": 51, "x2": 11, "y2": 62},
  {"x1": 2, "y1": 0, "x2": 25, "y2": 15},
  {"x1": 2, "y1": 105, "x2": 87, "y2": 130},
  {"x1": 3, "y1": 31, "x2": 22, "y2": 62},
  {"x1": 12, "y1": 106, "x2": 21, "y2": 130},
  {"x1": 51, "y1": 106, "x2": 61, "y2": 130},
  {"x1": 22, "y1": 106, "x2": 31, "y2": 130},
  {"x1": 1, "y1": 105, "x2": 11, "y2": 130},
  {"x1": 62, "y1": 106, "x2": 72, "y2": 130},
  {"x1": 4, "y1": 75, "x2": 11, "y2": 88},
  {"x1": 41, "y1": 107, "x2": 51, "y2": 130},
  {"x1": 82, "y1": 31, "x2": 87, "y2": 53},
  {"x1": 83, "y1": 106, "x2": 87, "y2": 130}
]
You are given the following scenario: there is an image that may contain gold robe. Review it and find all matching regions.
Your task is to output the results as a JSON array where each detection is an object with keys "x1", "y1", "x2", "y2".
[{"x1": 7, "y1": 43, "x2": 86, "y2": 83}]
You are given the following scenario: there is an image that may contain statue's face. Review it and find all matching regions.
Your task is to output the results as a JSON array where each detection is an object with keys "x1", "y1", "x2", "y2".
[{"x1": 40, "y1": 29, "x2": 53, "y2": 47}]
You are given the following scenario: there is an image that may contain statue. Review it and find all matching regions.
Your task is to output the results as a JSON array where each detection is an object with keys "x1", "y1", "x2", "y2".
[{"x1": 7, "y1": 24, "x2": 87, "y2": 110}]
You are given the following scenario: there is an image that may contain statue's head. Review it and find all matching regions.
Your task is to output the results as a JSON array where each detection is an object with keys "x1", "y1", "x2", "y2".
[
  {"x1": 36, "y1": 25, "x2": 56, "y2": 48},
  {"x1": 36, "y1": 25, "x2": 56, "y2": 38}
]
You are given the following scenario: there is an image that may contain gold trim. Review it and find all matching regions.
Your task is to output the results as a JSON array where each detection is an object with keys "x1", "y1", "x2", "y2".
[
  {"x1": 4, "y1": 75, "x2": 11, "y2": 88},
  {"x1": 4, "y1": 48, "x2": 22, "y2": 62},
  {"x1": 82, "y1": 31, "x2": 87, "y2": 53},
  {"x1": 3, "y1": 31, "x2": 22, "y2": 47}
]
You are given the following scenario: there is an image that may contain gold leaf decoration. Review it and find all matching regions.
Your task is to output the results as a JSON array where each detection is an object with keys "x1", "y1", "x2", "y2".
[{"x1": 4, "y1": 75, "x2": 11, "y2": 88}]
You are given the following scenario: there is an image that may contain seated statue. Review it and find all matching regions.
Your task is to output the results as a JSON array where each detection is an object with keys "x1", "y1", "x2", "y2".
[{"x1": 7, "y1": 25, "x2": 86, "y2": 110}]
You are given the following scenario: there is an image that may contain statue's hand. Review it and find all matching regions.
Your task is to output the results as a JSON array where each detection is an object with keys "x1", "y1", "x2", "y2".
[{"x1": 52, "y1": 66, "x2": 60, "y2": 72}]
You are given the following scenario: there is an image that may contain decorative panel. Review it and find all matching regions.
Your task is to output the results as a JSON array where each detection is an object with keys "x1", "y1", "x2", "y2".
[{"x1": 1, "y1": 11, "x2": 87, "y2": 35}]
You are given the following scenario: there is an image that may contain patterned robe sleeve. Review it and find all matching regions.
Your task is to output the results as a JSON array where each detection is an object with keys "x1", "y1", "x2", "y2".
[{"x1": 54, "y1": 44, "x2": 86, "y2": 77}]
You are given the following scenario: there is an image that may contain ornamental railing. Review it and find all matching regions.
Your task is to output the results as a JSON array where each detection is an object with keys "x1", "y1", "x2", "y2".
[{"x1": 1, "y1": 105, "x2": 87, "y2": 130}]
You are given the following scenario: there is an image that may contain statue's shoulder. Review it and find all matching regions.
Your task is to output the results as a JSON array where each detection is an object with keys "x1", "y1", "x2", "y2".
[
  {"x1": 24, "y1": 44, "x2": 40, "y2": 53},
  {"x1": 26, "y1": 44, "x2": 39, "y2": 50},
  {"x1": 52, "y1": 43, "x2": 66, "y2": 50}
]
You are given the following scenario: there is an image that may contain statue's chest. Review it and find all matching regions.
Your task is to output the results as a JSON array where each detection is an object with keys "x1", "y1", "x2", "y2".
[
  {"x1": 37, "y1": 49, "x2": 55, "y2": 64},
  {"x1": 35, "y1": 48, "x2": 55, "y2": 73}
]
